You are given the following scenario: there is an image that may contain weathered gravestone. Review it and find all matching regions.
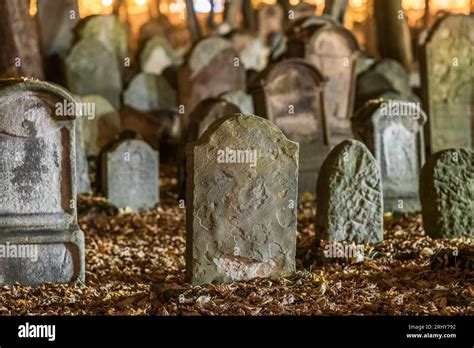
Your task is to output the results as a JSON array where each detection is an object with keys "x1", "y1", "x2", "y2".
[
  {"x1": 316, "y1": 139, "x2": 383, "y2": 244},
  {"x1": 258, "y1": 4, "x2": 284, "y2": 42},
  {"x1": 251, "y1": 58, "x2": 329, "y2": 196},
  {"x1": 77, "y1": 95, "x2": 121, "y2": 157},
  {"x1": 287, "y1": 23, "x2": 359, "y2": 146},
  {"x1": 421, "y1": 14, "x2": 473, "y2": 153},
  {"x1": 178, "y1": 37, "x2": 246, "y2": 123},
  {"x1": 420, "y1": 148, "x2": 473, "y2": 239},
  {"x1": 76, "y1": 14, "x2": 129, "y2": 62},
  {"x1": 352, "y1": 100, "x2": 427, "y2": 212},
  {"x1": 186, "y1": 114, "x2": 299, "y2": 285},
  {"x1": 75, "y1": 116, "x2": 92, "y2": 194},
  {"x1": 140, "y1": 36, "x2": 181, "y2": 75},
  {"x1": 124, "y1": 72, "x2": 177, "y2": 113},
  {"x1": 229, "y1": 32, "x2": 268, "y2": 72},
  {"x1": 101, "y1": 139, "x2": 159, "y2": 211},
  {"x1": 65, "y1": 38, "x2": 123, "y2": 108},
  {"x1": 0, "y1": 79, "x2": 85, "y2": 285},
  {"x1": 220, "y1": 90, "x2": 254, "y2": 115}
]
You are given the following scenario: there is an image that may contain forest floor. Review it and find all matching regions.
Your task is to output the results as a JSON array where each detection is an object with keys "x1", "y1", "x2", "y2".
[{"x1": 1, "y1": 165, "x2": 472, "y2": 315}]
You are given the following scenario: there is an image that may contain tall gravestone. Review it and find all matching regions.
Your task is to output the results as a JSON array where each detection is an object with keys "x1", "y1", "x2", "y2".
[
  {"x1": 251, "y1": 58, "x2": 329, "y2": 195},
  {"x1": 178, "y1": 37, "x2": 246, "y2": 125},
  {"x1": 420, "y1": 148, "x2": 473, "y2": 239},
  {"x1": 140, "y1": 36, "x2": 181, "y2": 75},
  {"x1": 287, "y1": 23, "x2": 359, "y2": 146},
  {"x1": 421, "y1": 14, "x2": 473, "y2": 153},
  {"x1": 101, "y1": 139, "x2": 159, "y2": 212},
  {"x1": 77, "y1": 95, "x2": 121, "y2": 157},
  {"x1": 123, "y1": 72, "x2": 177, "y2": 113},
  {"x1": 0, "y1": 79, "x2": 85, "y2": 285},
  {"x1": 316, "y1": 139, "x2": 383, "y2": 244},
  {"x1": 352, "y1": 100, "x2": 427, "y2": 212},
  {"x1": 186, "y1": 114, "x2": 299, "y2": 285},
  {"x1": 65, "y1": 38, "x2": 123, "y2": 108}
]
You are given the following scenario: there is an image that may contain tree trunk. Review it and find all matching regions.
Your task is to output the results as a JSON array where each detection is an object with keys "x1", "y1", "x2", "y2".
[
  {"x1": 185, "y1": 0, "x2": 201, "y2": 43},
  {"x1": 323, "y1": 0, "x2": 349, "y2": 23},
  {"x1": 0, "y1": 0, "x2": 44, "y2": 79},
  {"x1": 374, "y1": 0, "x2": 414, "y2": 71},
  {"x1": 242, "y1": 0, "x2": 256, "y2": 31},
  {"x1": 113, "y1": 0, "x2": 123, "y2": 16}
]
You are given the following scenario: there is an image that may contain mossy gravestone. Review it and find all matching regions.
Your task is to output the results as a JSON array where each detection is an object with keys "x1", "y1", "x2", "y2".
[
  {"x1": 316, "y1": 139, "x2": 383, "y2": 244},
  {"x1": 186, "y1": 114, "x2": 299, "y2": 285},
  {"x1": 421, "y1": 14, "x2": 473, "y2": 153},
  {"x1": 102, "y1": 139, "x2": 159, "y2": 212},
  {"x1": 420, "y1": 148, "x2": 473, "y2": 239},
  {"x1": 0, "y1": 79, "x2": 84, "y2": 285},
  {"x1": 352, "y1": 100, "x2": 427, "y2": 213}
]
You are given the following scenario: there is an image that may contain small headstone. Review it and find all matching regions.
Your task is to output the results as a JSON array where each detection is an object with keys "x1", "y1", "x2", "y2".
[
  {"x1": 178, "y1": 37, "x2": 246, "y2": 118},
  {"x1": 316, "y1": 139, "x2": 383, "y2": 244},
  {"x1": 65, "y1": 38, "x2": 123, "y2": 108},
  {"x1": 420, "y1": 148, "x2": 473, "y2": 239},
  {"x1": 0, "y1": 79, "x2": 85, "y2": 285},
  {"x1": 75, "y1": 116, "x2": 92, "y2": 194},
  {"x1": 251, "y1": 58, "x2": 329, "y2": 195},
  {"x1": 258, "y1": 4, "x2": 284, "y2": 42},
  {"x1": 123, "y1": 72, "x2": 177, "y2": 112},
  {"x1": 101, "y1": 139, "x2": 159, "y2": 212},
  {"x1": 352, "y1": 100, "x2": 427, "y2": 212},
  {"x1": 140, "y1": 36, "x2": 181, "y2": 75},
  {"x1": 186, "y1": 114, "x2": 299, "y2": 285},
  {"x1": 77, "y1": 95, "x2": 121, "y2": 157},
  {"x1": 421, "y1": 14, "x2": 473, "y2": 153},
  {"x1": 220, "y1": 90, "x2": 254, "y2": 115}
]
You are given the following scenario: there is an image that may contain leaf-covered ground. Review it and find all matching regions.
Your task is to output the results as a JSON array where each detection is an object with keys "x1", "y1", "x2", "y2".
[{"x1": 1, "y1": 166, "x2": 472, "y2": 315}]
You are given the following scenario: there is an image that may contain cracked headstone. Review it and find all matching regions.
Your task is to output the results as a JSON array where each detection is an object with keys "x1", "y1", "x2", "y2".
[
  {"x1": 186, "y1": 114, "x2": 299, "y2": 285},
  {"x1": 420, "y1": 148, "x2": 473, "y2": 239},
  {"x1": 101, "y1": 139, "x2": 159, "y2": 212},
  {"x1": 251, "y1": 58, "x2": 329, "y2": 195},
  {"x1": 65, "y1": 38, "x2": 123, "y2": 108},
  {"x1": 352, "y1": 99, "x2": 427, "y2": 212},
  {"x1": 421, "y1": 14, "x2": 473, "y2": 153},
  {"x1": 316, "y1": 139, "x2": 383, "y2": 244},
  {"x1": 0, "y1": 79, "x2": 85, "y2": 285}
]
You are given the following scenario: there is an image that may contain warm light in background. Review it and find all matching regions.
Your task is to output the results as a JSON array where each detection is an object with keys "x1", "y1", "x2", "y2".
[{"x1": 102, "y1": 0, "x2": 113, "y2": 7}]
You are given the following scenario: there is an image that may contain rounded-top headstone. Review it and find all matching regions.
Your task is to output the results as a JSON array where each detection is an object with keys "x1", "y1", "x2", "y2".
[{"x1": 188, "y1": 37, "x2": 232, "y2": 78}]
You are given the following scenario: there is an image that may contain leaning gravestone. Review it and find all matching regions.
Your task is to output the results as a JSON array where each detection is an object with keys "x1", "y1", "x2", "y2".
[
  {"x1": 220, "y1": 90, "x2": 254, "y2": 115},
  {"x1": 186, "y1": 114, "x2": 299, "y2": 285},
  {"x1": 65, "y1": 38, "x2": 123, "y2": 108},
  {"x1": 251, "y1": 58, "x2": 329, "y2": 196},
  {"x1": 101, "y1": 139, "x2": 159, "y2": 212},
  {"x1": 178, "y1": 37, "x2": 246, "y2": 123},
  {"x1": 316, "y1": 139, "x2": 383, "y2": 244},
  {"x1": 287, "y1": 23, "x2": 359, "y2": 146},
  {"x1": 0, "y1": 79, "x2": 85, "y2": 285},
  {"x1": 123, "y1": 72, "x2": 177, "y2": 113},
  {"x1": 352, "y1": 100, "x2": 427, "y2": 212},
  {"x1": 140, "y1": 36, "x2": 181, "y2": 75},
  {"x1": 421, "y1": 14, "x2": 473, "y2": 153},
  {"x1": 420, "y1": 148, "x2": 473, "y2": 239},
  {"x1": 77, "y1": 95, "x2": 121, "y2": 157}
]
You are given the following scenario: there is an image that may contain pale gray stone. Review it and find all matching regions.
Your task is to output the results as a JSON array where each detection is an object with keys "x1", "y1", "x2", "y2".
[
  {"x1": 220, "y1": 90, "x2": 254, "y2": 115},
  {"x1": 186, "y1": 114, "x2": 299, "y2": 285},
  {"x1": 75, "y1": 116, "x2": 92, "y2": 194},
  {"x1": 140, "y1": 36, "x2": 181, "y2": 75},
  {"x1": 316, "y1": 139, "x2": 383, "y2": 244}
]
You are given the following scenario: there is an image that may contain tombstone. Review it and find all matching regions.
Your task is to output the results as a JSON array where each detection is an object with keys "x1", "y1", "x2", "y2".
[
  {"x1": 140, "y1": 36, "x2": 181, "y2": 75},
  {"x1": 352, "y1": 100, "x2": 427, "y2": 212},
  {"x1": 287, "y1": 23, "x2": 359, "y2": 146},
  {"x1": 76, "y1": 14, "x2": 129, "y2": 62},
  {"x1": 251, "y1": 58, "x2": 329, "y2": 196},
  {"x1": 292, "y1": 2, "x2": 316, "y2": 20},
  {"x1": 229, "y1": 32, "x2": 269, "y2": 72},
  {"x1": 258, "y1": 4, "x2": 284, "y2": 43},
  {"x1": 75, "y1": 117, "x2": 92, "y2": 195},
  {"x1": 186, "y1": 114, "x2": 299, "y2": 285},
  {"x1": 420, "y1": 148, "x2": 473, "y2": 239},
  {"x1": 77, "y1": 95, "x2": 121, "y2": 157},
  {"x1": 0, "y1": 79, "x2": 85, "y2": 285},
  {"x1": 123, "y1": 73, "x2": 177, "y2": 113},
  {"x1": 178, "y1": 37, "x2": 246, "y2": 123},
  {"x1": 65, "y1": 38, "x2": 123, "y2": 108},
  {"x1": 220, "y1": 90, "x2": 254, "y2": 115},
  {"x1": 421, "y1": 14, "x2": 473, "y2": 153},
  {"x1": 101, "y1": 139, "x2": 159, "y2": 212},
  {"x1": 316, "y1": 139, "x2": 383, "y2": 244}
]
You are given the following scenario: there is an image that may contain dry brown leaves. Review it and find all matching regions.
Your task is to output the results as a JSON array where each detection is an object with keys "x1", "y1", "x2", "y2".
[{"x1": 0, "y1": 165, "x2": 472, "y2": 316}]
